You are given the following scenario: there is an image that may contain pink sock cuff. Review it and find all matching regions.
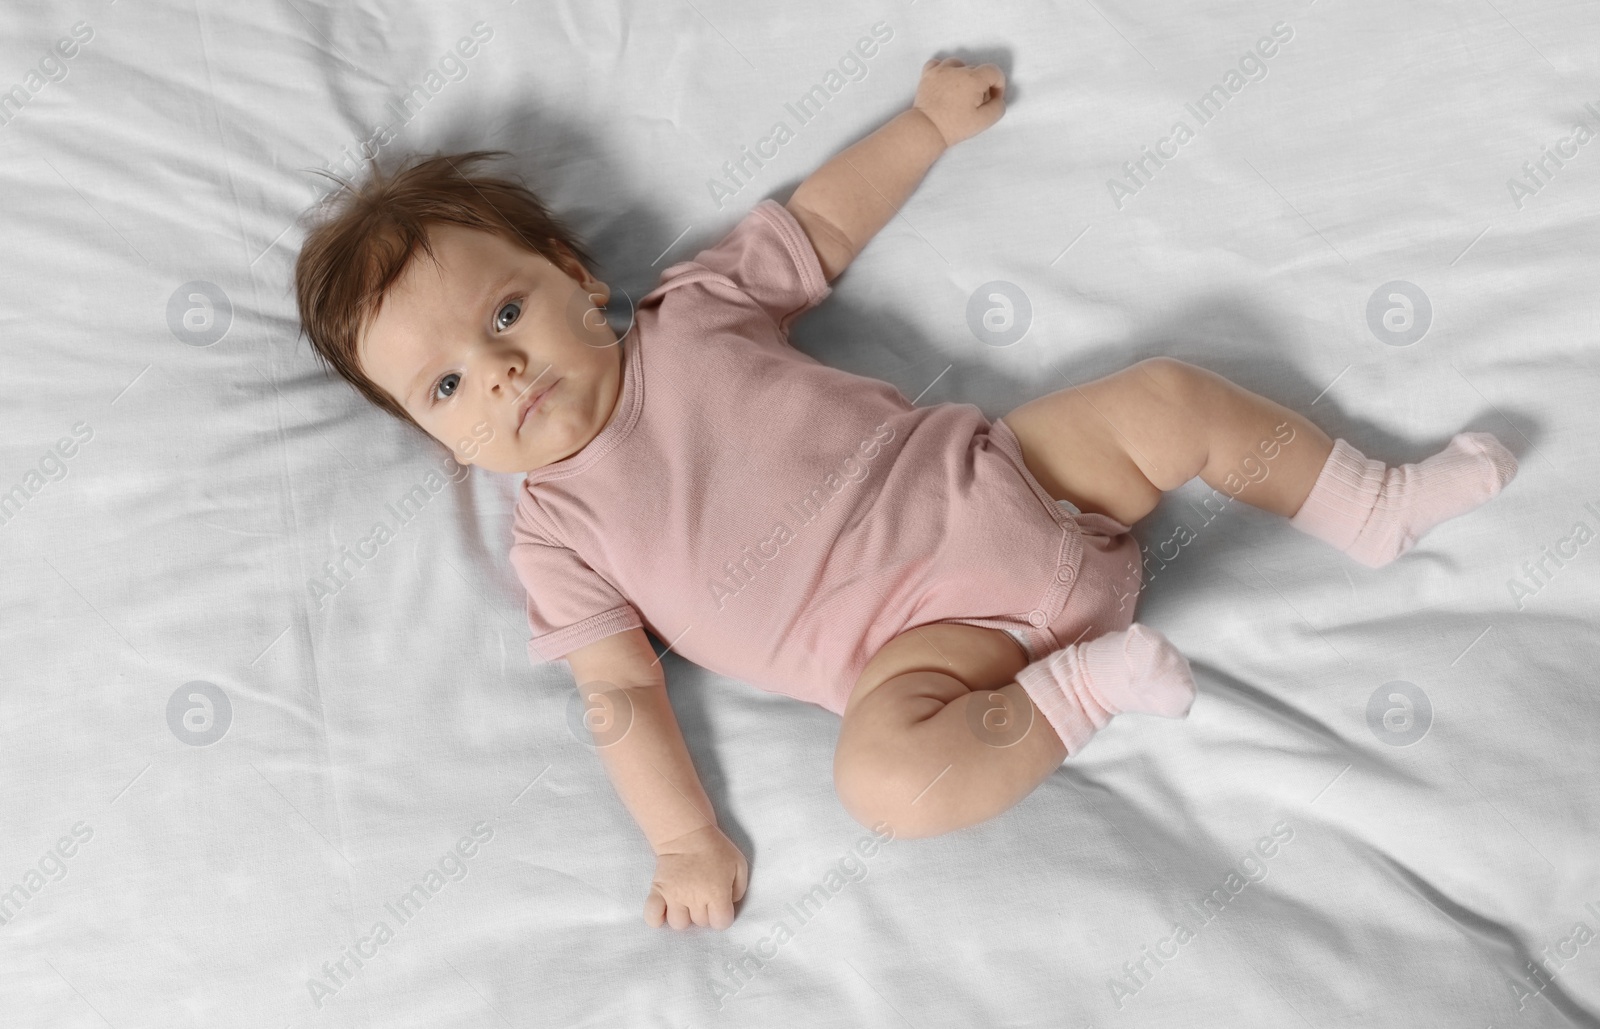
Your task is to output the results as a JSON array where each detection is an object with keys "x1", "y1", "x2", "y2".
[
  {"x1": 1288, "y1": 438, "x2": 1386, "y2": 551},
  {"x1": 1015, "y1": 648, "x2": 1111, "y2": 757}
]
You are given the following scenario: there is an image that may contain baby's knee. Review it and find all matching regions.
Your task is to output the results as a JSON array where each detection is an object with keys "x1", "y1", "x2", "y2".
[
  {"x1": 832, "y1": 747, "x2": 886, "y2": 830},
  {"x1": 832, "y1": 753, "x2": 948, "y2": 840},
  {"x1": 834, "y1": 777, "x2": 885, "y2": 834},
  {"x1": 1131, "y1": 355, "x2": 1204, "y2": 405}
]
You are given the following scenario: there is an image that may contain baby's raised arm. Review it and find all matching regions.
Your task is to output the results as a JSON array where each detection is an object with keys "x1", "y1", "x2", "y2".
[
  {"x1": 787, "y1": 56, "x2": 1007, "y2": 282},
  {"x1": 564, "y1": 628, "x2": 748, "y2": 930}
]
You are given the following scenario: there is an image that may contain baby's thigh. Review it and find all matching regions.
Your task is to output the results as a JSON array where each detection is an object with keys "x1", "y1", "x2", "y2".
[
  {"x1": 834, "y1": 623, "x2": 1033, "y2": 822},
  {"x1": 845, "y1": 622, "x2": 1029, "y2": 720},
  {"x1": 837, "y1": 623, "x2": 1027, "y2": 764},
  {"x1": 1000, "y1": 359, "x2": 1183, "y2": 525}
]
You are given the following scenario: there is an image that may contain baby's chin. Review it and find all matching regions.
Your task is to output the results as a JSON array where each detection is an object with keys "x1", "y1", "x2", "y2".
[
  {"x1": 455, "y1": 445, "x2": 524, "y2": 475},
  {"x1": 443, "y1": 404, "x2": 605, "y2": 474},
  {"x1": 454, "y1": 443, "x2": 562, "y2": 477}
]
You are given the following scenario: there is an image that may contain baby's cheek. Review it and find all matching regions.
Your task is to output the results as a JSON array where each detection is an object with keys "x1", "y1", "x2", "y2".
[{"x1": 435, "y1": 427, "x2": 469, "y2": 460}]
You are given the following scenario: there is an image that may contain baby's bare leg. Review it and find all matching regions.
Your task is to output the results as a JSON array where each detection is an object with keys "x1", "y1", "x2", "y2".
[
  {"x1": 835, "y1": 624, "x2": 1065, "y2": 840},
  {"x1": 836, "y1": 620, "x2": 1196, "y2": 838},
  {"x1": 1006, "y1": 357, "x2": 1519, "y2": 567},
  {"x1": 1004, "y1": 357, "x2": 1336, "y2": 524}
]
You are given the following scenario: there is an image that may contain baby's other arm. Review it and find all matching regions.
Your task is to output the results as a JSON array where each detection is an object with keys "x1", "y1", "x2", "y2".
[
  {"x1": 564, "y1": 628, "x2": 748, "y2": 930},
  {"x1": 787, "y1": 56, "x2": 1006, "y2": 282}
]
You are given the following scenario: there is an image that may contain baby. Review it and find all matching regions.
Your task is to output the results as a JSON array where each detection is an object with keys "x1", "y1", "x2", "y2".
[{"x1": 294, "y1": 57, "x2": 1519, "y2": 933}]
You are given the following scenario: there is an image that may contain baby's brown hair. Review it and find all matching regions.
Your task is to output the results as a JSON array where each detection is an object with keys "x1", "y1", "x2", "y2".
[{"x1": 293, "y1": 149, "x2": 600, "y2": 431}]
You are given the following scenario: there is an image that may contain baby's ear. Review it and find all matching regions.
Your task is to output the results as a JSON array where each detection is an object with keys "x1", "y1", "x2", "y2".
[{"x1": 549, "y1": 241, "x2": 595, "y2": 282}]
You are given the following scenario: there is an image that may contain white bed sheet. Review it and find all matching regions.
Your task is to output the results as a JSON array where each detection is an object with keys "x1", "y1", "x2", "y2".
[{"x1": 3, "y1": 0, "x2": 1598, "y2": 1026}]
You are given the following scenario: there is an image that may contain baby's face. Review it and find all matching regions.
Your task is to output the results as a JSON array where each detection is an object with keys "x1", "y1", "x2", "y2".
[{"x1": 357, "y1": 223, "x2": 622, "y2": 475}]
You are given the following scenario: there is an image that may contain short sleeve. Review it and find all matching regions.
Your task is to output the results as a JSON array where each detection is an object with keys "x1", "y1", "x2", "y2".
[
  {"x1": 666, "y1": 198, "x2": 832, "y2": 335},
  {"x1": 510, "y1": 503, "x2": 642, "y2": 663}
]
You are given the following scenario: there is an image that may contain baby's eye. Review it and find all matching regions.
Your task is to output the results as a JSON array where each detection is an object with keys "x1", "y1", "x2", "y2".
[
  {"x1": 433, "y1": 372, "x2": 461, "y2": 402},
  {"x1": 496, "y1": 299, "x2": 522, "y2": 331}
]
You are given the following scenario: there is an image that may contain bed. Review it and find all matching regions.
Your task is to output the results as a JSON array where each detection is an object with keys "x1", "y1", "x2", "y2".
[{"x1": 3, "y1": 0, "x2": 1597, "y2": 1025}]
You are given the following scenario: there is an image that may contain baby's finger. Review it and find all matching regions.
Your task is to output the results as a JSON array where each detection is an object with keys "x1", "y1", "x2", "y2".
[
  {"x1": 667, "y1": 900, "x2": 691, "y2": 930},
  {"x1": 970, "y1": 63, "x2": 1006, "y2": 103},
  {"x1": 690, "y1": 897, "x2": 711, "y2": 928},
  {"x1": 732, "y1": 856, "x2": 749, "y2": 903},
  {"x1": 709, "y1": 893, "x2": 736, "y2": 930},
  {"x1": 644, "y1": 887, "x2": 667, "y2": 928}
]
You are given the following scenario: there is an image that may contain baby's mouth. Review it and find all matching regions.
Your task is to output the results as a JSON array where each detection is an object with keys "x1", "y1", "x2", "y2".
[{"x1": 518, "y1": 379, "x2": 559, "y2": 433}]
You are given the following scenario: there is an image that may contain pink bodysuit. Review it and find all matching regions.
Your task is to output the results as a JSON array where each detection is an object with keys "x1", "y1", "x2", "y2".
[{"x1": 510, "y1": 199, "x2": 1144, "y2": 716}]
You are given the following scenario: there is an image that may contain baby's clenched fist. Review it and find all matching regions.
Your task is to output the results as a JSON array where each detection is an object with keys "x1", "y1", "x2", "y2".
[
  {"x1": 913, "y1": 56, "x2": 1006, "y2": 148},
  {"x1": 644, "y1": 824, "x2": 749, "y2": 930}
]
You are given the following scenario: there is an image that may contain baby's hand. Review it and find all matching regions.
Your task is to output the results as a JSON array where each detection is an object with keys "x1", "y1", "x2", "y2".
[
  {"x1": 913, "y1": 57, "x2": 1007, "y2": 148},
  {"x1": 644, "y1": 823, "x2": 749, "y2": 930}
]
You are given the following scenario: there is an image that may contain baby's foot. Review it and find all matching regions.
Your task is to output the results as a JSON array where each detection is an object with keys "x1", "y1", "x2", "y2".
[
  {"x1": 1076, "y1": 623, "x2": 1197, "y2": 719},
  {"x1": 1290, "y1": 432, "x2": 1519, "y2": 568},
  {"x1": 1345, "y1": 432, "x2": 1519, "y2": 568},
  {"x1": 1014, "y1": 624, "x2": 1197, "y2": 761}
]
